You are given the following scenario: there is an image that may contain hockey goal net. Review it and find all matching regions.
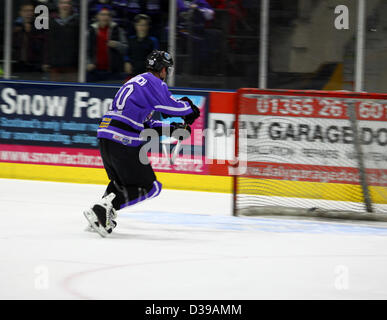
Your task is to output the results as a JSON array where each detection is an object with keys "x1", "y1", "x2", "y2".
[{"x1": 233, "y1": 88, "x2": 387, "y2": 221}]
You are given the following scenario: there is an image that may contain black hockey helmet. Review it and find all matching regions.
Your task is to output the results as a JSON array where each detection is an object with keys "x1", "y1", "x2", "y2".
[{"x1": 145, "y1": 50, "x2": 174, "y2": 73}]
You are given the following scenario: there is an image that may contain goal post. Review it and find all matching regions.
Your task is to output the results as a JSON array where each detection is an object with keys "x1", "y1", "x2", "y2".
[{"x1": 233, "y1": 88, "x2": 387, "y2": 221}]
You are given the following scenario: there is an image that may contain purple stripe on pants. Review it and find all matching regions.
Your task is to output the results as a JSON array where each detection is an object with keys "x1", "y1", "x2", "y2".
[{"x1": 120, "y1": 180, "x2": 162, "y2": 209}]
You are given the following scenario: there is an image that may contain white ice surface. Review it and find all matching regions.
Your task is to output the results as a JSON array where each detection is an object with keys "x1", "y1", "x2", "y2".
[{"x1": 1, "y1": 178, "x2": 387, "y2": 300}]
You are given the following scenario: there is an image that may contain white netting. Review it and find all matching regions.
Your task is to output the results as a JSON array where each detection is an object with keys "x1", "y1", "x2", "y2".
[{"x1": 234, "y1": 90, "x2": 387, "y2": 220}]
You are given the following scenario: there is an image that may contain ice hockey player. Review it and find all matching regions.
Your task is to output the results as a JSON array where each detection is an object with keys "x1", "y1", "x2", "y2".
[
  {"x1": 83, "y1": 50, "x2": 200, "y2": 237},
  {"x1": 84, "y1": 50, "x2": 200, "y2": 237}
]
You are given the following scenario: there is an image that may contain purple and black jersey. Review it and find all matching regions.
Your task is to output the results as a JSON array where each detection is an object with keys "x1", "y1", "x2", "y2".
[{"x1": 97, "y1": 72, "x2": 193, "y2": 147}]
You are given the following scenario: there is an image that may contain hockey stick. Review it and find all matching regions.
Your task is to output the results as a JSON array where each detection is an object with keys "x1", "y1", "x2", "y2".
[
  {"x1": 170, "y1": 118, "x2": 191, "y2": 165},
  {"x1": 170, "y1": 139, "x2": 182, "y2": 165},
  {"x1": 160, "y1": 118, "x2": 189, "y2": 165},
  {"x1": 161, "y1": 130, "x2": 184, "y2": 165}
]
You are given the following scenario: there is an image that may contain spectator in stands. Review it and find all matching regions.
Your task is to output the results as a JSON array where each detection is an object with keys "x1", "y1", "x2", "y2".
[
  {"x1": 32, "y1": 0, "x2": 56, "y2": 11},
  {"x1": 89, "y1": 0, "x2": 112, "y2": 19},
  {"x1": 43, "y1": 0, "x2": 79, "y2": 82},
  {"x1": 13, "y1": 1, "x2": 45, "y2": 77},
  {"x1": 125, "y1": 0, "x2": 164, "y2": 40},
  {"x1": 177, "y1": 0, "x2": 215, "y2": 75},
  {"x1": 207, "y1": 0, "x2": 247, "y2": 50},
  {"x1": 177, "y1": 0, "x2": 214, "y2": 48},
  {"x1": 124, "y1": 14, "x2": 159, "y2": 77},
  {"x1": 177, "y1": 0, "x2": 215, "y2": 23},
  {"x1": 89, "y1": 0, "x2": 129, "y2": 29},
  {"x1": 87, "y1": 7, "x2": 128, "y2": 83}
]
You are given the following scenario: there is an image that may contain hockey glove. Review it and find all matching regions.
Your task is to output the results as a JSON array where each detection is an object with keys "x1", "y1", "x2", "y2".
[
  {"x1": 171, "y1": 122, "x2": 191, "y2": 141},
  {"x1": 179, "y1": 97, "x2": 200, "y2": 125},
  {"x1": 179, "y1": 96, "x2": 194, "y2": 106}
]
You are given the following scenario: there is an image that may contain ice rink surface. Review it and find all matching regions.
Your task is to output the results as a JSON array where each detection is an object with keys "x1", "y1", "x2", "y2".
[{"x1": 1, "y1": 178, "x2": 387, "y2": 300}]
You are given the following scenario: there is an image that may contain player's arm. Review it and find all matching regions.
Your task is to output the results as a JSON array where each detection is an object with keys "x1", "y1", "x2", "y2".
[
  {"x1": 144, "y1": 118, "x2": 191, "y2": 138},
  {"x1": 161, "y1": 97, "x2": 200, "y2": 125},
  {"x1": 144, "y1": 118, "x2": 170, "y2": 135},
  {"x1": 153, "y1": 85, "x2": 200, "y2": 124}
]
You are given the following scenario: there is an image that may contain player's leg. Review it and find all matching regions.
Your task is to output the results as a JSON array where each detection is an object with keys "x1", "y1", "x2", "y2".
[
  {"x1": 84, "y1": 139, "x2": 162, "y2": 236},
  {"x1": 83, "y1": 138, "x2": 120, "y2": 236},
  {"x1": 104, "y1": 141, "x2": 162, "y2": 210},
  {"x1": 83, "y1": 193, "x2": 117, "y2": 237}
]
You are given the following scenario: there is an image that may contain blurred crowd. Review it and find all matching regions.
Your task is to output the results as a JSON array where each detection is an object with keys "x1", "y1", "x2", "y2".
[{"x1": 11, "y1": 0, "x2": 247, "y2": 83}]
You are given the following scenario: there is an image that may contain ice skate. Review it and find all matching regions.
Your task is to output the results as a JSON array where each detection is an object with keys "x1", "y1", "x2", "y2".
[
  {"x1": 84, "y1": 208, "x2": 117, "y2": 233},
  {"x1": 83, "y1": 193, "x2": 117, "y2": 237}
]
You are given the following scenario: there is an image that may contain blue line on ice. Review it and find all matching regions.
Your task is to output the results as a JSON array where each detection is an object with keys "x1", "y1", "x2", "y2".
[{"x1": 120, "y1": 211, "x2": 387, "y2": 235}]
